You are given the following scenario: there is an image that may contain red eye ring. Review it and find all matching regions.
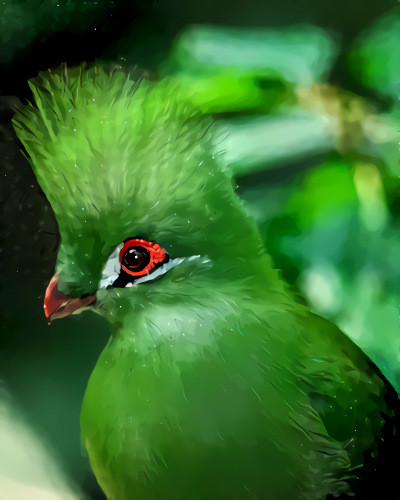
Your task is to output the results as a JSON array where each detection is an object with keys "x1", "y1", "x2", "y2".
[{"x1": 119, "y1": 238, "x2": 167, "y2": 277}]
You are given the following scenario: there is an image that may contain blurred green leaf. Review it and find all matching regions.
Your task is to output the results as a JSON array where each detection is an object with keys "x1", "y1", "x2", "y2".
[
  {"x1": 348, "y1": 7, "x2": 400, "y2": 99},
  {"x1": 166, "y1": 24, "x2": 339, "y2": 87}
]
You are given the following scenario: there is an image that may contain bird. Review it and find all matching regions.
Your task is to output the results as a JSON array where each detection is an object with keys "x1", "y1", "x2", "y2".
[{"x1": 13, "y1": 63, "x2": 400, "y2": 500}]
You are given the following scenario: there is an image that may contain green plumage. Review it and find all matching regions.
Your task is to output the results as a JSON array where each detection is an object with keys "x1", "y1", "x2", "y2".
[{"x1": 14, "y1": 64, "x2": 400, "y2": 499}]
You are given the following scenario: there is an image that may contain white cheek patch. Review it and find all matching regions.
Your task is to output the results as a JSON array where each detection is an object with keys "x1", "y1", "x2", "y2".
[{"x1": 99, "y1": 244, "x2": 122, "y2": 289}]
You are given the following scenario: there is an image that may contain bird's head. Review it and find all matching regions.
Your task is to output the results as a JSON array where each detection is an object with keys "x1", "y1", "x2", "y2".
[{"x1": 14, "y1": 64, "x2": 264, "y2": 323}]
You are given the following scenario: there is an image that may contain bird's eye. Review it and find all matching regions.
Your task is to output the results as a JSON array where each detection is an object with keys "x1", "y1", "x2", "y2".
[
  {"x1": 119, "y1": 238, "x2": 168, "y2": 278},
  {"x1": 122, "y1": 247, "x2": 150, "y2": 273},
  {"x1": 100, "y1": 238, "x2": 172, "y2": 290}
]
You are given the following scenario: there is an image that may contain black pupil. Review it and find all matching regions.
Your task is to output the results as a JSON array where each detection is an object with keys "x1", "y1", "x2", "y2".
[{"x1": 122, "y1": 246, "x2": 150, "y2": 272}]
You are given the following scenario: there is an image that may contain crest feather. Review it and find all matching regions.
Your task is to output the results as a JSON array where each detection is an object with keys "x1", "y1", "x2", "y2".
[{"x1": 13, "y1": 63, "x2": 213, "y2": 221}]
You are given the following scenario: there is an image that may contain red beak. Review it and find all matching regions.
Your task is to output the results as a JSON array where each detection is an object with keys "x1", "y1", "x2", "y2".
[{"x1": 44, "y1": 275, "x2": 96, "y2": 323}]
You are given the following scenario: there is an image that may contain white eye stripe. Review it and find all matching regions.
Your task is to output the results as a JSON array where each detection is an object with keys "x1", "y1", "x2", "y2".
[{"x1": 126, "y1": 257, "x2": 198, "y2": 287}]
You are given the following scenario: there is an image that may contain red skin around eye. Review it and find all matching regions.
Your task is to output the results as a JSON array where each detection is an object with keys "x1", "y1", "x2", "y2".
[{"x1": 119, "y1": 238, "x2": 167, "y2": 277}]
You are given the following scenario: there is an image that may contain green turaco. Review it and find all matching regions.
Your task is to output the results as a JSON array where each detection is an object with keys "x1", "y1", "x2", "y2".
[{"x1": 13, "y1": 64, "x2": 400, "y2": 499}]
